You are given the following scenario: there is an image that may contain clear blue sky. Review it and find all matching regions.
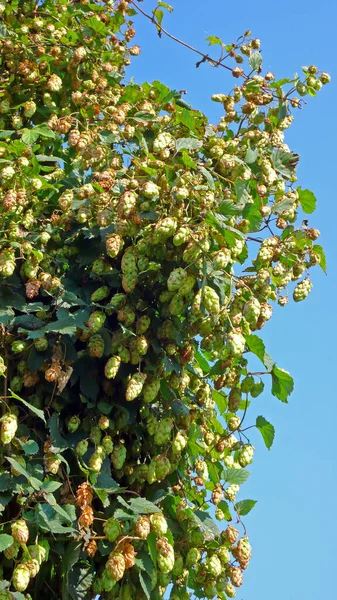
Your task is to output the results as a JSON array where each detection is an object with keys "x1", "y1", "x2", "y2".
[{"x1": 130, "y1": 1, "x2": 337, "y2": 598}]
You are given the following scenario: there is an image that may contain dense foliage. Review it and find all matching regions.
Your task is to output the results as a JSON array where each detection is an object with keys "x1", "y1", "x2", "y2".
[{"x1": 0, "y1": 0, "x2": 330, "y2": 598}]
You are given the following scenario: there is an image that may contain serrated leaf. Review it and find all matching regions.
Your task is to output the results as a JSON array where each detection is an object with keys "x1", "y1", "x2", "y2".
[
  {"x1": 41, "y1": 480, "x2": 62, "y2": 493},
  {"x1": 18, "y1": 439, "x2": 39, "y2": 455},
  {"x1": 298, "y1": 188, "x2": 317, "y2": 214},
  {"x1": 6, "y1": 457, "x2": 41, "y2": 490},
  {"x1": 312, "y1": 244, "x2": 327, "y2": 274},
  {"x1": 249, "y1": 52, "x2": 262, "y2": 72},
  {"x1": 94, "y1": 471, "x2": 120, "y2": 493},
  {"x1": 139, "y1": 570, "x2": 152, "y2": 600},
  {"x1": 245, "y1": 146, "x2": 259, "y2": 164},
  {"x1": 147, "y1": 532, "x2": 158, "y2": 565},
  {"x1": 9, "y1": 390, "x2": 46, "y2": 423},
  {"x1": 271, "y1": 366, "x2": 294, "y2": 402},
  {"x1": 176, "y1": 137, "x2": 203, "y2": 152},
  {"x1": 0, "y1": 473, "x2": 13, "y2": 492},
  {"x1": 272, "y1": 149, "x2": 298, "y2": 177},
  {"x1": 217, "y1": 500, "x2": 231, "y2": 520},
  {"x1": 212, "y1": 389, "x2": 227, "y2": 414},
  {"x1": 68, "y1": 564, "x2": 93, "y2": 600},
  {"x1": 49, "y1": 414, "x2": 68, "y2": 451},
  {"x1": 199, "y1": 166, "x2": 215, "y2": 189},
  {"x1": 62, "y1": 541, "x2": 82, "y2": 576},
  {"x1": 222, "y1": 468, "x2": 250, "y2": 484},
  {"x1": 21, "y1": 129, "x2": 40, "y2": 144},
  {"x1": 128, "y1": 497, "x2": 161, "y2": 514},
  {"x1": 0, "y1": 533, "x2": 14, "y2": 552},
  {"x1": 158, "y1": 1, "x2": 174, "y2": 11},
  {"x1": 193, "y1": 510, "x2": 220, "y2": 540},
  {"x1": 194, "y1": 350, "x2": 210, "y2": 374},
  {"x1": 206, "y1": 35, "x2": 223, "y2": 46},
  {"x1": 256, "y1": 416, "x2": 275, "y2": 449},
  {"x1": 245, "y1": 334, "x2": 265, "y2": 362},
  {"x1": 234, "y1": 499, "x2": 257, "y2": 516}
]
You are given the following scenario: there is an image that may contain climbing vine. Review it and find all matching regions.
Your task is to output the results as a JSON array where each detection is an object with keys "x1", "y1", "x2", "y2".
[{"x1": 0, "y1": 0, "x2": 330, "y2": 598}]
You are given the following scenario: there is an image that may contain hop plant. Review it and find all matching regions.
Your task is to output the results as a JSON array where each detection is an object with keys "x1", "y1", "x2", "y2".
[
  {"x1": 224, "y1": 484, "x2": 240, "y2": 502},
  {"x1": 150, "y1": 512, "x2": 168, "y2": 536},
  {"x1": 153, "y1": 418, "x2": 173, "y2": 445},
  {"x1": 105, "y1": 356, "x2": 121, "y2": 379},
  {"x1": 12, "y1": 564, "x2": 30, "y2": 592},
  {"x1": 293, "y1": 278, "x2": 312, "y2": 302},
  {"x1": 238, "y1": 444, "x2": 255, "y2": 467},
  {"x1": 104, "y1": 518, "x2": 121, "y2": 542},
  {"x1": 11, "y1": 519, "x2": 29, "y2": 544},
  {"x1": 206, "y1": 554, "x2": 223, "y2": 577},
  {"x1": 1, "y1": 413, "x2": 18, "y2": 444},
  {"x1": 126, "y1": 372, "x2": 147, "y2": 401},
  {"x1": 106, "y1": 552, "x2": 125, "y2": 581}
]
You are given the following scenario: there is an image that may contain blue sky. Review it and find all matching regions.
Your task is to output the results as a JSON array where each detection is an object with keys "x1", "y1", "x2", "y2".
[{"x1": 130, "y1": 1, "x2": 337, "y2": 598}]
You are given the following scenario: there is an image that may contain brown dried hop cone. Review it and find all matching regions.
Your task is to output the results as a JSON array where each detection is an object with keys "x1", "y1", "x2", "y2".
[
  {"x1": 78, "y1": 506, "x2": 94, "y2": 529},
  {"x1": 76, "y1": 482, "x2": 94, "y2": 508},
  {"x1": 84, "y1": 539, "x2": 98, "y2": 558},
  {"x1": 135, "y1": 515, "x2": 151, "y2": 539},
  {"x1": 229, "y1": 565, "x2": 243, "y2": 587},
  {"x1": 224, "y1": 525, "x2": 239, "y2": 544}
]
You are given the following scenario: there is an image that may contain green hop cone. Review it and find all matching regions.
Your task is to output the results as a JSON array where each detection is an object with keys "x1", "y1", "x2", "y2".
[
  {"x1": 153, "y1": 217, "x2": 177, "y2": 244},
  {"x1": 243, "y1": 297, "x2": 261, "y2": 325},
  {"x1": 106, "y1": 552, "x2": 125, "y2": 581},
  {"x1": 225, "y1": 582, "x2": 237, "y2": 598},
  {"x1": 250, "y1": 381, "x2": 264, "y2": 397},
  {"x1": 98, "y1": 415, "x2": 110, "y2": 430},
  {"x1": 67, "y1": 415, "x2": 81, "y2": 433},
  {"x1": 135, "y1": 335, "x2": 149, "y2": 356},
  {"x1": 1, "y1": 413, "x2": 18, "y2": 444},
  {"x1": 88, "y1": 334, "x2": 105, "y2": 358},
  {"x1": 104, "y1": 517, "x2": 121, "y2": 542},
  {"x1": 153, "y1": 418, "x2": 172, "y2": 445},
  {"x1": 204, "y1": 580, "x2": 217, "y2": 599},
  {"x1": 226, "y1": 331, "x2": 246, "y2": 356},
  {"x1": 169, "y1": 293, "x2": 185, "y2": 316},
  {"x1": 293, "y1": 278, "x2": 312, "y2": 302},
  {"x1": 11, "y1": 519, "x2": 29, "y2": 544},
  {"x1": 150, "y1": 512, "x2": 168, "y2": 536},
  {"x1": 224, "y1": 484, "x2": 239, "y2": 502},
  {"x1": 76, "y1": 439, "x2": 88, "y2": 456},
  {"x1": 21, "y1": 557, "x2": 40, "y2": 578},
  {"x1": 34, "y1": 337, "x2": 48, "y2": 352},
  {"x1": 0, "y1": 591, "x2": 13, "y2": 599},
  {"x1": 91, "y1": 286, "x2": 110, "y2": 302},
  {"x1": 186, "y1": 547, "x2": 201, "y2": 567},
  {"x1": 125, "y1": 372, "x2": 147, "y2": 401},
  {"x1": 12, "y1": 564, "x2": 30, "y2": 592},
  {"x1": 206, "y1": 554, "x2": 222, "y2": 577},
  {"x1": 147, "y1": 460, "x2": 157, "y2": 484},
  {"x1": 167, "y1": 268, "x2": 187, "y2": 292},
  {"x1": 203, "y1": 286, "x2": 220, "y2": 315},
  {"x1": 228, "y1": 415, "x2": 241, "y2": 431},
  {"x1": 172, "y1": 430, "x2": 188, "y2": 454},
  {"x1": 238, "y1": 443, "x2": 254, "y2": 467},
  {"x1": 218, "y1": 545, "x2": 231, "y2": 564},
  {"x1": 111, "y1": 444, "x2": 127, "y2": 470},
  {"x1": 157, "y1": 547, "x2": 175, "y2": 573},
  {"x1": 90, "y1": 425, "x2": 102, "y2": 445},
  {"x1": 105, "y1": 355, "x2": 121, "y2": 379},
  {"x1": 179, "y1": 274, "x2": 196, "y2": 296},
  {"x1": 143, "y1": 378, "x2": 161, "y2": 403},
  {"x1": 228, "y1": 388, "x2": 242, "y2": 413},
  {"x1": 122, "y1": 270, "x2": 138, "y2": 293},
  {"x1": 88, "y1": 452, "x2": 103, "y2": 472},
  {"x1": 241, "y1": 375, "x2": 254, "y2": 393},
  {"x1": 154, "y1": 455, "x2": 171, "y2": 481},
  {"x1": 87, "y1": 311, "x2": 106, "y2": 333},
  {"x1": 11, "y1": 340, "x2": 28, "y2": 354},
  {"x1": 136, "y1": 315, "x2": 151, "y2": 334},
  {"x1": 173, "y1": 226, "x2": 189, "y2": 246}
]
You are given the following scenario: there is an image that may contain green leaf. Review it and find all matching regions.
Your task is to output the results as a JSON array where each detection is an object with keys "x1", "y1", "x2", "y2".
[
  {"x1": 68, "y1": 564, "x2": 94, "y2": 600},
  {"x1": 98, "y1": 130, "x2": 118, "y2": 145},
  {"x1": 158, "y1": 1, "x2": 174, "y2": 10},
  {"x1": 147, "y1": 532, "x2": 158, "y2": 565},
  {"x1": 21, "y1": 129, "x2": 40, "y2": 145},
  {"x1": 234, "y1": 499, "x2": 257, "y2": 516},
  {"x1": 312, "y1": 244, "x2": 327, "y2": 274},
  {"x1": 0, "y1": 533, "x2": 14, "y2": 552},
  {"x1": 41, "y1": 480, "x2": 62, "y2": 493},
  {"x1": 193, "y1": 510, "x2": 220, "y2": 540},
  {"x1": 176, "y1": 137, "x2": 203, "y2": 152},
  {"x1": 9, "y1": 390, "x2": 46, "y2": 423},
  {"x1": 245, "y1": 146, "x2": 259, "y2": 164},
  {"x1": 94, "y1": 471, "x2": 120, "y2": 493},
  {"x1": 86, "y1": 16, "x2": 108, "y2": 34},
  {"x1": 249, "y1": 52, "x2": 262, "y2": 72},
  {"x1": 194, "y1": 350, "x2": 210, "y2": 374},
  {"x1": 49, "y1": 414, "x2": 69, "y2": 451},
  {"x1": 272, "y1": 149, "x2": 298, "y2": 177},
  {"x1": 199, "y1": 166, "x2": 215, "y2": 190},
  {"x1": 6, "y1": 457, "x2": 41, "y2": 490},
  {"x1": 222, "y1": 468, "x2": 250, "y2": 484},
  {"x1": 181, "y1": 150, "x2": 197, "y2": 168},
  {"x1": 128, "y1": 497, "x2": 161, "y2": 515},
  {"x1": 245, "y1": 334, "x2": 266, "y2": 363},
  {"x1": 139, "y1": 570, "x2": 152, "y2": 600},
  {"x1": 271, "y1": 366, "x2": 294, "y2": 402},
  {"x1": 0, "y1": 130, "x2": 15, "y2": 139},
  {"x1": 178, "y1": 108, "x2": 198, "y2": 131},
  {"x1": 62, "y1": 541, "x2": 82, "y2": 577},
  {"x1": 206, "y1": 35, "x2": 223, "y2": 46},
  {"x1": 212, "y1": 389, "x2": 227, "y2": 415},
  {"x1": 298, "y1": 188, "x2": 317, "y2": 214},
  {"x1": 132, "y1": 112, "x2": 158, "y2": 123},
  {"x1": 256, "y1": 416, "x2": 275, "y2": 449},
  {"x1": 217, "y1": 500, "x2": 231, "y2": 520},
  {"x1": 0, "y1": 473, "x2": 13, "y2": 492},
  {"x1": 18, "y1": 439, "x2": 39, "y2": 455}
]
